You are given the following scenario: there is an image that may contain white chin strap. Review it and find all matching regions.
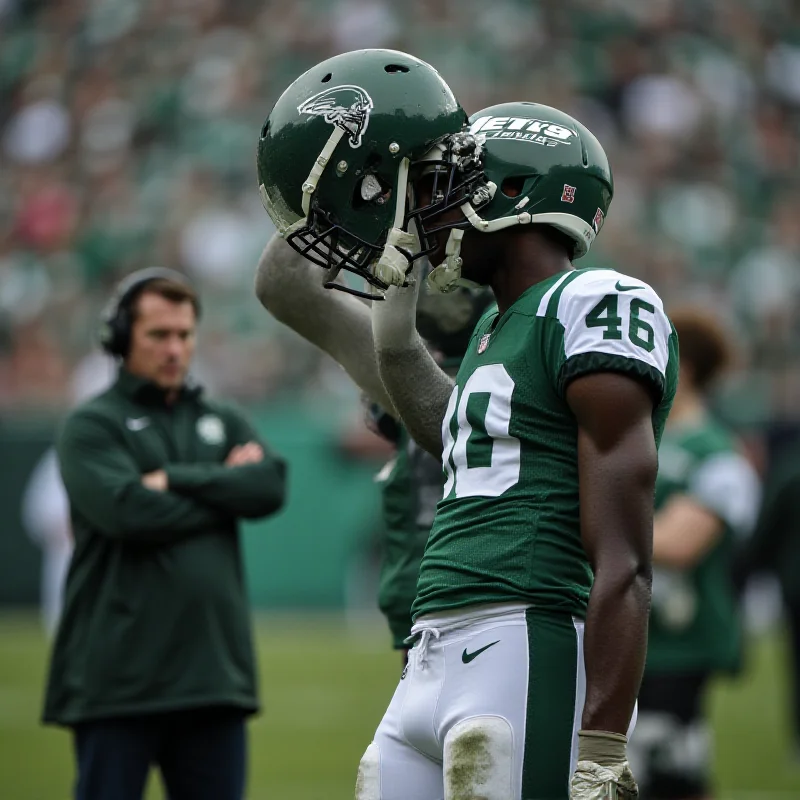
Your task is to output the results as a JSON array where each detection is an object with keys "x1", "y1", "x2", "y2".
[
  {"x1": 301, "y1": 127, "x2": 345, "y2": 217},
  {"x1": 260, "y1": 126, "x2": 346, "y2": 238},
  {"x1": 372, "y1": 158, "x2": 416, "y2": 288},
  {"x1": 426, "y1": 227, "x2": 466, "y2": 293}
]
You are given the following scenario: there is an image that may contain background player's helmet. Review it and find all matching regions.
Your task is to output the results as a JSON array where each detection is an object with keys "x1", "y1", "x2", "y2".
[
  {"x1": 257, "y1": 49, "x2": 478, "y2": 295},
  {"x1": 425, "y1": 102, "x2": 613, "y2": 292}
]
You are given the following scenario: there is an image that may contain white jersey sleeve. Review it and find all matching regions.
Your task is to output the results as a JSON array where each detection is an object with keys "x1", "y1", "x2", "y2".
[
  {"x1": 689, "y1": 452, "x2": 762, "y2": 538},
  {"x1": 554, "y1": 269, "x2": 674, "y2": 396}
]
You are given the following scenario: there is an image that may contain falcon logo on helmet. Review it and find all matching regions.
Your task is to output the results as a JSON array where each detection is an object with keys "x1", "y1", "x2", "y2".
[{"x1": 298, "y1": 85, "x2": 374, "y2": 148}]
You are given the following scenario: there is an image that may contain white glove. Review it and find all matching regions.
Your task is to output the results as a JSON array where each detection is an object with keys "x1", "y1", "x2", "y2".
[
  {"x1": 373, "y1": 227, "x2": 418, "y2": 288},
  {"x1": 570, "y1": 730, "x2": 638, "y2": 800},
  {"x1": 371, "y1": 253, "x2": 424, "y2": 353}
]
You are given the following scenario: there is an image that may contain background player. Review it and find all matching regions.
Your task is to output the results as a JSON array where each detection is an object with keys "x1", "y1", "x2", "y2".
[
  {"x1": 628, "y1": 307, "x2": 761, "y2": 799},
  {"x1": 255, "y1": 234, "x2": 493, "y2": 660}
]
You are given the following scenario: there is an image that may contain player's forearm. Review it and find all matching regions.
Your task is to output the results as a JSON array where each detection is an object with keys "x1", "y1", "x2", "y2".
[
  {"x1": 582, "y1": 560, "x2": 651, "y2": 733},
  {"x1": 376, "y1": 339, "x2": 452, "y2": 459},
  {"x1": 575, "y1": 401, "x2": 657, "y2": 735},
  {"x1": 254, "y1": 235, "x2": 396, "y2": 413},
  {"x1": 254, "y1": 234, "x2": 327, "y2": 326}
]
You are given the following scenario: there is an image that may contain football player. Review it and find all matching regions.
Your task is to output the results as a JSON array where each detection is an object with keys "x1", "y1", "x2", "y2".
[
  {"x1": 257, "y1": 49, "x2": 678, "y2": 799},
  {"x1": 254, "y1": 235, "x2": 493, "y2": 661},
  {"x1": 627, "y1": 308, "x2": 760, "y2": 800}
]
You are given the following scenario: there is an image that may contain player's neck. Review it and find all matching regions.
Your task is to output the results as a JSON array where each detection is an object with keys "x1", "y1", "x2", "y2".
[{"x1": 491, "y1": 235, "x2": 573, "y2": 316}]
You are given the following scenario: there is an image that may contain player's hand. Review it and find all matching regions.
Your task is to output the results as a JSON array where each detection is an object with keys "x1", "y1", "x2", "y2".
[
  {"x1": 569, "y1": 730, "x2": 638, "y2": 800},
  {"x1": 141, "y1": 469, "x2": 168, "y2": 491},
  {"x1": 225, "y1": 442, "x2": 264, "y2": 466},
  {"x1": 371, "y1": 249, "x2": 423, "y2": 352}
]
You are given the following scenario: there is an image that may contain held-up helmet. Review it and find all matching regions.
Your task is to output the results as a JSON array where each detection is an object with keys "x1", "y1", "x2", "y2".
[{"x1": 257, "y1": 49, "x2": 487, "y2": 297}]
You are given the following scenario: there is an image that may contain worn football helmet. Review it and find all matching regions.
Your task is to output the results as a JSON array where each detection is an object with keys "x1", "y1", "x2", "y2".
[
  {"x1": 425, "y1": 102, "x2": 614, "y2": 292},
  {"x1": 257, "y1": 49, "x2": 488, "y2": 297}
]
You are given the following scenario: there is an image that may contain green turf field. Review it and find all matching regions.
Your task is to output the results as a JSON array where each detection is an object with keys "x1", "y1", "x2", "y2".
[{"x1": 1, "y1": 611, "x2": 800, "y2": 799}]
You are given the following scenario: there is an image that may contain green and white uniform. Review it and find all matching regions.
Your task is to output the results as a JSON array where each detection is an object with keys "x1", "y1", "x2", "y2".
[
  {"x1": 630, "y1": 417, "x2": 760, "y2": 799},
  {"x1": 649, "y1": 419, "x2": 760, "y2": 674},
  {"x1": 414, "y1": 267, "x2": 678, "y2": 620},
  {"x1": 365, "y1": 268, "x2": 678, "y2": 800}
]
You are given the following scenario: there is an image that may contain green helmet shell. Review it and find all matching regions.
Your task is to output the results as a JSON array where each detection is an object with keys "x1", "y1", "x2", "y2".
[
  {"x1": 468, "y1": 102, "x2": 613, "y2": 257},
  {"x1": 258, "y1": 49, "x2": 468, "y2": 250}
]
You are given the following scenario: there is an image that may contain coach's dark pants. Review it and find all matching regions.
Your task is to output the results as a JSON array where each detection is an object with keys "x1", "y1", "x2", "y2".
[{"x1": 73, "y1": 707, "x2": 246, "y2": 800}]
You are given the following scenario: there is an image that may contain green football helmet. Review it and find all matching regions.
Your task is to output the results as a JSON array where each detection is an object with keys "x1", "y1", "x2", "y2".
[
  {"x1": 424, "y1": 102, "x2": 614, "y2": 292},
  {"x1": 257, "y1": 49, "x2": 485, "y2": 297}
]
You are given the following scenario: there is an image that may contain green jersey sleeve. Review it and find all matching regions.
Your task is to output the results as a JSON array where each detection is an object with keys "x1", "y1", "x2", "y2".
[{"x1": 546, "y1": 269, "x2": 673, "y2": 399}]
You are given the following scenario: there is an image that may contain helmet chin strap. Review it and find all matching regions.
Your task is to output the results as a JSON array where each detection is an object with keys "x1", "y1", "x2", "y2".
[
  {"x1": 426, "y1": 227, "x2": 465, "y2": 293},
  {"x1": 261, "y1": 126, "x2": 347, "y2": 238},
  {"x1": 301, "y1": 127, "x2": 346, "y2": 218},
  {"x1": 373, "y1": 158, "x2": 417, "y2": 288}
]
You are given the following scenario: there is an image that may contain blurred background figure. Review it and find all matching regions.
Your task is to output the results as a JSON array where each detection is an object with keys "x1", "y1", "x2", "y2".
[
  {"x1": 21, "y1": 446, "x2": 71, "y2": 637},
  {"x1": 742, "y1": 436, "x2": 800, "y2": 764},
  {"x1": 1, "y1": 0, "x2": 800, "y2": 797},
  {"x1": 20, "y1": 349, "x2": 115, "y2": 637},
  {"x1": 630, "y1": 308, "x2": 761, "y2": 800}
]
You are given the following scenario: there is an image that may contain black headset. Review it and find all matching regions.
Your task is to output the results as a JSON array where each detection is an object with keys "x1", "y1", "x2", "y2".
[{"x1": 98, "y1": 267, "x2": 199, "y2": 358}]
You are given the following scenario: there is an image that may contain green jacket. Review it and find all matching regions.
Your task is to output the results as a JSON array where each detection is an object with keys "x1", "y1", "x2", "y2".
[{"x1": 42, "y1": 370, "x2": 287, "y2": 726}]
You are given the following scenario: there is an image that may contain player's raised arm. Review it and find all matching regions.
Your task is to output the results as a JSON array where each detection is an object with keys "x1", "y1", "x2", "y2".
[
  {"x1": 371, "y1": 262, "x2": 454, "y2": 459},
  {"x1": 254, "y1": 234, "x2": 396, "y2": 415}
]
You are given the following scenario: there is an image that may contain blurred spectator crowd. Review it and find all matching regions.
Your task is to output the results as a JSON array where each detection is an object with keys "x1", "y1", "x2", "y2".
[{"x1": 1, "y1": 0, "x2": 800, "y2": 421}]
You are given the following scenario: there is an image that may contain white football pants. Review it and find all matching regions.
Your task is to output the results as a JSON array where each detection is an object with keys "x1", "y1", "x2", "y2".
[{"x1": 356, "y1": 603, "x2": 637, "y2": 800}]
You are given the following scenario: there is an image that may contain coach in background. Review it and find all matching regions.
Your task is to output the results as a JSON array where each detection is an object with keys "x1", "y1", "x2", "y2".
[{"x1": 42, "y1": 268, "x2": 287, "y2": 800}]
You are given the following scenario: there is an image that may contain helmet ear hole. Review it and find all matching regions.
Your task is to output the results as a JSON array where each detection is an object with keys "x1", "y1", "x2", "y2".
[{"x1": 500, "y1": 177, "x2": 525, "y2": 198}]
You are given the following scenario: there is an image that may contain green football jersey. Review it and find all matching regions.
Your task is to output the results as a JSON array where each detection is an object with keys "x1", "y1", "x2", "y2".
[
  {"x1": 647, "y1": 417, "x2": 761, "y2": 674},
  {"x1": 412, "y1": 268, "x2": 679, "y2": 620},
  {"x1": 377, "y1": 426, "x2": 443, "y2": 648}
]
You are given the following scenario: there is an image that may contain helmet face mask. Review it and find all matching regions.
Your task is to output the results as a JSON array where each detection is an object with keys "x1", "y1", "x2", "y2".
[
  {"x1": 407, "y1": 135, "x2": 492, "y2": 250},
  {"x1": 257, "y1": 49, "x2": 479, "y2": 296}
]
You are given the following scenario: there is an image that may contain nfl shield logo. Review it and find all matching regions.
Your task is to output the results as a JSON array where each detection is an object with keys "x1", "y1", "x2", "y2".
[
  {"x1": 561, "y1": 184, "x2": 576, "y2": 203},
  {"x1": 478, "y1": 333, "x2": 491, "y2": 354},
  {"x1": 592, "y1": 207, "x2": 605, "y2": 234}
]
